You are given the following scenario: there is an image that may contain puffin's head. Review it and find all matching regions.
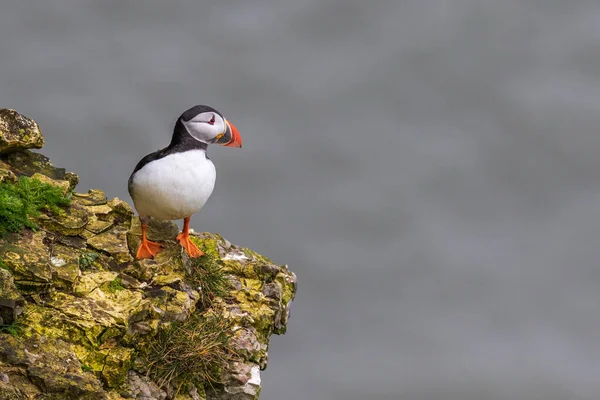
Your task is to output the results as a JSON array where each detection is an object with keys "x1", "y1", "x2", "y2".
[{"x1": 179, "y1": 105, "x2": 242, "y2": 148}]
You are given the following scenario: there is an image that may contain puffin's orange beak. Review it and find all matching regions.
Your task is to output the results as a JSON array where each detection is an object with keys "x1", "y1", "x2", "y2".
[{"x1": 220, "y1": 119, "x2": 242, "y2": 148}]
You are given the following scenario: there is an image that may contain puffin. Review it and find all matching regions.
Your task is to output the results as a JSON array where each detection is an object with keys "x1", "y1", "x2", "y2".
[{"x1": 128, "y1": 105, "x2": 242, "y2": 259}]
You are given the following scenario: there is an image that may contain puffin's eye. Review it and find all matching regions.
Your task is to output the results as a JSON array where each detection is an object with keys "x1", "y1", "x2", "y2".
[{"x1": 208, "y1": 115, "x2": 216, "y2": 125}]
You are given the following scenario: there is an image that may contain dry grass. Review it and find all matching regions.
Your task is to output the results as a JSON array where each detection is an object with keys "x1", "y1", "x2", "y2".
[{"x1": 146, "y1": 312, "x2": 237, "y2": 394}]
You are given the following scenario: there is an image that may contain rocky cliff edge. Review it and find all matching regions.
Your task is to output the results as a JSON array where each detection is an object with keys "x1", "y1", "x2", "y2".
[{"x1": 0, "y1": 109, "x2": 297, "y2": 400}]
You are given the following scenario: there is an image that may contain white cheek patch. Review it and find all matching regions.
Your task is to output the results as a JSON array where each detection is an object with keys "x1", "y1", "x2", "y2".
[
  {"x1": 182, "y1": 117, "x2": 225, "y2": 143},
  {"x1": 182, "y1": 120, "x2": 212, "y2": 143}
]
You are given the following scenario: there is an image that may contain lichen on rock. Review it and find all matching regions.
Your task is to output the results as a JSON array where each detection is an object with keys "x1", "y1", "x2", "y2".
[
  {"x1": 0, "y1": 109, "x2": 44, "y2": 154},
  {"x1": 0, "y1": 109, "x2": 297, "y2": 399}
]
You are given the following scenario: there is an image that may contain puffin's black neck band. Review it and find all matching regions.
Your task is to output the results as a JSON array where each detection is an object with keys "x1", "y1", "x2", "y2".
[{"x1": 168, "y1": 119, "x2": 208, "y2": 152}]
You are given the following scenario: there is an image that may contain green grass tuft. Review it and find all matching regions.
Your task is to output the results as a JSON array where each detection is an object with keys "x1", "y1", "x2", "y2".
[
  {"x1": 146, "y1": 313, "x2": 236, "y2": 394},
  {"x1": 186, "y1": 254, "x2": 230, "y2": 310},
  {"x1": 0, "y1": 319, "x2": 22, "y2": 336},
  {"x1": 0, "y1": 175, "x2": 70, "y2": 235}
]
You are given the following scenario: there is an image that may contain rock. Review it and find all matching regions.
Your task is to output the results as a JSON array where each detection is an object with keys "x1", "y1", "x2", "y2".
[
  {"x1": 48, "y1": 244, "x2": 81, "y2": 289},
  {"x1": 40, "y1": 204, "x2": 90, "y2": 236},
  {"x1": 0, "y1": 335, "x2": 106, "y2": 399},
  {"x1": 0, "y1": 230, "x2": 53, "y2": 292},
  {"x1": 29, "y1": 172, "x2": 70, "y2": 195},
  {"x1": 85, "y1": 218, "x2": 114, "y2": 235},
  {"x1": 0, "y1": 109, "x2": 44, "y2": 154},
  {"x1": 0, "y1": 109, "x2": 296, "y2": 399},
  {"x1": 2, "y1": 150, "x2": 70, "y2": 182},
  {"x1": 0, "y1": 269, "x2": 24, "y2": 325},
  {"x1": 124, "y1": 371, "x2": 167, "y2": 400},
  {"x1": 144, "y1": 286, "x2": 196, "y2": 322},
  {"x1": 0, "y1": 160, "x2": 17, "y2": 183},
  {"x1": 212, "y1": 362, "x2": 261, "y2": 400},
  {"x1": 87, "y1": 226, "x2": 133, "y2": 264},
  {"x1": 72, "y1": 189, "x2": 108, "y2": 206},
  {"x1": 230, "y1": 328, "x2": 263, "y2": 364},
  {"x1": 107, "y1": 197, "x2": 134, "y2": 224}
]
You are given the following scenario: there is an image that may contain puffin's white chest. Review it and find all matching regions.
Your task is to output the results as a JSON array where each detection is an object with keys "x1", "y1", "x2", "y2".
[{"x1": 130, "y1": 150, "x2": 216, "y2": 221}]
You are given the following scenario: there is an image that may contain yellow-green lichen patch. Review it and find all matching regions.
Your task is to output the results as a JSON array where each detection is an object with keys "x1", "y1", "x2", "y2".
[
  {"x1": 79, "y1": 332, "x2": 135, "y2": 388},
  {"x1": 97, "y1": 346, "x2": 134, "y2": 388},
  {"x1": 47, "y1": 293, "x2": 119, "y2": 334},
  {"x1": 87, "y1": 226, "x2": 132, "y2": 264},
  {"x1": 276, "y1": 266, "x2": 297, "y2": 305},
  {"x1": 80, "y1": 350, "x2": 110, "y2": 379},
  {"x1": 19, "y1": 304, "x2": 99, "y2": 358},
  {"x1": 71, "y1": 275, "x2": 145, "y2": 326},
  {"x1": 231, "y1": 287, "x2": 276, "y2": 339},
  {"x1": 189, "y1": 233, "x2": 222, "y2": 258},
  {"x1": 73, "y1": 271, "x2": 118, "y2": 297}
]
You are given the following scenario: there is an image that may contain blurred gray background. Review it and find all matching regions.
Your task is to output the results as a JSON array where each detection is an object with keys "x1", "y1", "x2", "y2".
[{"x1": 2, "y1": 1, "x2": 600, "y2": 399}]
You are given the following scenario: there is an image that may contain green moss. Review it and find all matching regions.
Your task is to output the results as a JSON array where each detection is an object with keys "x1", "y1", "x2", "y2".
[
  {"x1": 81, "y1": 364, "x2": 93, "y2": 372},
  {"x1": 105, "y1": 277, "x2": 124, "y2": 293},
  {"x1": 0, "y1": 175, "x2": 70, "y2": 236},
  {"x1": 146, "y1": 313, "x2": 237, "y2": 395},
  {"x1": 186, "y1": 254, "x2": 230, "y2": 310}
]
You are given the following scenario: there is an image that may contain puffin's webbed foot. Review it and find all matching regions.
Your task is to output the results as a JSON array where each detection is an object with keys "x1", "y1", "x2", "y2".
[
  {"x1": 177, "y1": 216, "x2": 204, "y2": 258},
  {"x1": 135, "y1": 219, "x2": 164, "y2": 259},
  {"x1": 136, "y1": 239, "x2": 163, "y2": 259}
]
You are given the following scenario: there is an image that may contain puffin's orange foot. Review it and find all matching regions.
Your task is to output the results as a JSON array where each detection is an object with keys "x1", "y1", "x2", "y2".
[
  {"x1": 136, "y1": 239, "x2": 163, "y2": 259},
  {"x1": 176, "y1": 232, "x2": 204, "y2": 258}
]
